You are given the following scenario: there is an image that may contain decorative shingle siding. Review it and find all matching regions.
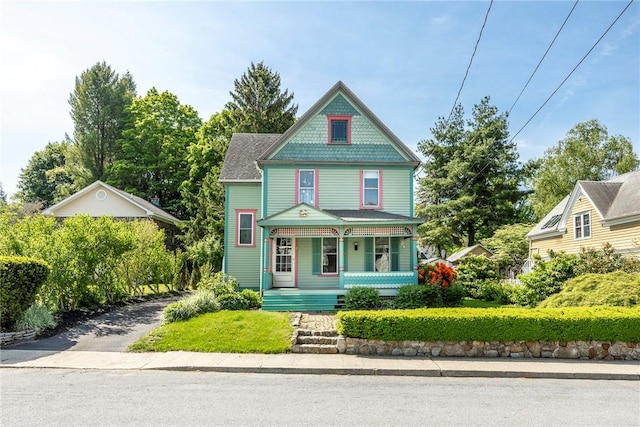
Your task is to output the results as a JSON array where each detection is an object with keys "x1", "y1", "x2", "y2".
[
  {"x1": 273, "y1": 143, "x2": 405, "y2": 162},
  {"x1": 320, "y1": 94, "x2": 361, "y2": 116}
]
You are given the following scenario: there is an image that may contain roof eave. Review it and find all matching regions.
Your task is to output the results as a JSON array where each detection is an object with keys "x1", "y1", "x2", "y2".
[{"x1": 601, "y1": 214, "x2": 640, "y2": 227}]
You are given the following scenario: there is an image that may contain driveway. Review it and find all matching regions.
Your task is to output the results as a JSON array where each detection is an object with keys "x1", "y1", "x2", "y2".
[{"x1": 9, "y1": 295, "x2": 181, "y2": 352}]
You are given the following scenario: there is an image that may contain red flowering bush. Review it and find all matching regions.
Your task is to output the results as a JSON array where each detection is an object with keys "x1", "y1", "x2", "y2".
[{"x1": 418, "y1": 262, "x2": 457, "y2": 288}]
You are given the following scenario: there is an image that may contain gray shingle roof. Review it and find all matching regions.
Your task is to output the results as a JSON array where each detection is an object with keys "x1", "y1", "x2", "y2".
[
  {"x1": 325, "y1": 209, "x2": 422, "y2": 223},
  {"x1": 219, "y1": 133, "x2": 282, "y2": 181}
]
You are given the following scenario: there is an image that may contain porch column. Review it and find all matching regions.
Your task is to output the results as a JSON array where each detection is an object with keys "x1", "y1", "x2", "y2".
[
  {"x1": 262, "y1": 231, "x2": 271, "y2": 292},
  {"x1": 339, "y1": 236, "x2": 345, "y2": 289},
  {"x1": 411, "y1": 229, "x2": 418, "y2": 283}
]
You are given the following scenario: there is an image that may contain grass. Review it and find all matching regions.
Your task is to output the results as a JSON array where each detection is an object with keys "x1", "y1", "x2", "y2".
[
  {"x1": 129, "y1": 310, "x2": 293, "y2": 353},
  {"x1": 461, "y1": 298, "x2": 506, "y2": 308}
]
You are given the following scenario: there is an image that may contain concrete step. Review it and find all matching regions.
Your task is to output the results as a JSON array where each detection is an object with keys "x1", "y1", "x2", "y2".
[
  {"x1": 292, "y1": 343, "x2": 339, "y2": 354},
  {"x1": 296, "y1": 329, "x2": 338, "y2": 337},
  {"x1": 297, "y1": 335, "x2": 339, "y2": 345}
]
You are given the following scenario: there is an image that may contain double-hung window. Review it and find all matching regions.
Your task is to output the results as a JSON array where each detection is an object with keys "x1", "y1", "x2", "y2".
[
  {"x1": 327, "y1": 115, "x2": 352, "y2": 144},
  {"x1": 236, "y1": 210, "x2": 255, "y2": 246},
  {"x1": 574, "y1": 211, "x2": 591, "y2": 240},
  {"x1": 374, "y1": 237, "x2": 390, "y2": 272},
  {"x1": 362, "y1": 170, "x2": 381, "y2": 208},
  {"x1": 298, "y1": 169, "x2": 316, "y2": 205},
  {"x1": 322, "y1": 238, "x2": 338, "y2": 274}
]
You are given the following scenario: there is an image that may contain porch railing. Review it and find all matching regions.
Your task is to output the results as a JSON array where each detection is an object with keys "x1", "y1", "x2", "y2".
[{"x1": 342, "y1": 271, "x2": 416, "y2": 289}]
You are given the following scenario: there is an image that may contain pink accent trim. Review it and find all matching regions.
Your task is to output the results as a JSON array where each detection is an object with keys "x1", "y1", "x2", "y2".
[
  {"x1": 360, "y1": 170, "x2": 383, "y2": 210},
  {"x1": 294, "y1": 168, "x2": 299, "y2": 204},
  {"x1": 294, "y1": 240, "x2": 298, "y2": 288},
  {"x1": 320, "y1": 273, "x2": 339, "y2": 277},
  {"x1": 412, "y1": 236, "x2": 418, "y2": 241},
  {"x1": 339, "y1": 267, "x2": 345, "y2": 271},
  {"x1": 327, "y1": 115, "x2": 352, "y2": 145},
  {"x1": 269, "y1": 239, "x2": 273, "y2": 273},
  {"x1": 235, "y1": 209, "x2": 257, "y2": 247},
  {"x1": 339, "y1": 237, "x2": 344, "y2": 242},
  {"x1": 315, "y1": 169, "x2": 319, "y2": 208}
]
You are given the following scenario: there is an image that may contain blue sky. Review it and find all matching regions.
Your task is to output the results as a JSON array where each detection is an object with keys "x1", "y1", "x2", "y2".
[{"x1": 1, "y1": 1, "x2": 638, "y2": 198}]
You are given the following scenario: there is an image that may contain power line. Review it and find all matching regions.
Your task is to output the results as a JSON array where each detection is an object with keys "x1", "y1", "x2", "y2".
[
  {"x1": 510, "y1": 0, "x2": 635, "y2": 143},
  {"x1": 447, "y1": 0, "x2": 494, "y2": 122},
  {"x1": 508, "y1": 0, "x2": 580, "y2": 115}
]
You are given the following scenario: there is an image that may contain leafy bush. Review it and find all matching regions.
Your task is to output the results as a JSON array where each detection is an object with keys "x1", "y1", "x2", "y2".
[
  {"x1": 455, "y1": 255, "x2": 501, "y2": 299},
  {"x1": 577, "y1": 243, "x2": 640, "y2": 274},
  {"x1": 344, "y1": 287, "x2": 381, "y2": 310},
  {"x1": 441, "y1": 283, "x2": 465, "y2": 307},
  {"x1": 218, "y1": 293, "x2": 249, "y2": 310},
  {"x1": 0, "y1": 256, "x2": 51, "y2": 330},
  {"x1": 197, "y1": 271, "x2": 239, "y2": 297},
  {"x1": 516, "y1": 251, "x2": 579, "y2": 307},
  {"x1": 15, "y1": 304, "x2": 57, "y2": 333},
  {"x1": 394, "y1": 285, "x2": 442, "y2": 309},
  {"x1": 238, "y1": 289, "x2": 262, "y2": 309},
  {"x1": 418, "y1": 262, "x2": 457, "y2": 287},
  {"x1": 538, "y1": 272, "x2": 640, "y2": 308},
  {"x1": 337, "y1": 306, "x2": 640, "y2": 342},
  {"x1": 163, "y1": 290, "x2": 220, "y2": 323}
]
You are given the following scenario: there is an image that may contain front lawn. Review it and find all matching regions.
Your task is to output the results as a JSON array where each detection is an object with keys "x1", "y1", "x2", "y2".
[{"x1": 129, "y1": 310, "x2": 293, "y2": 353}]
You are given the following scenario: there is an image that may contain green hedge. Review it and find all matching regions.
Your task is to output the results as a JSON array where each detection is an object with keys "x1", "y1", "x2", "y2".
[
  {"x1": 0, "y1": 256, "x2": 51, "y2": 329},
  {"x1": 337, "y1": 306, "x2": 640, "y2": 342}
]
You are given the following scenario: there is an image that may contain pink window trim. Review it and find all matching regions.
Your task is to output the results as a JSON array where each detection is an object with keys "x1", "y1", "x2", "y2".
[
  {"x1": 360, "y1": 169, "x2": 384, "y2": 210},
  {"x1": 295, "y1": 168, "x2": 319, "y2": 208},
  {"x1": 235, "y1": 209, "x2": 257, "y2": 247},
  {"x1": 327, "y1": 115, "x2": 352, "y2": 145}
]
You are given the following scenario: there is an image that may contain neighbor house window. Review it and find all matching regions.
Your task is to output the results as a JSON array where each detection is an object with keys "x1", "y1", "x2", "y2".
[
  {"x1": 297, "y1": 169, "x2": 317, "y2": 206},
  {"x1": 236, "y1": 210, "x2": 256, "y2": 246},
  {"x1": 322, "y1": 237, "x2": 338, "y2": 274},
  {"x1": 574, "y1": 211, "x2": 591, "y2": 240},
  {"x1": 374, "y1": 237, "x2": 390, "y2": 272},
  {"x1": 361, "y1": 170, "x2": 382, "y2": 208},
  {"x1": 327, "y1": 115, "x2": 352, "y2": 144}
]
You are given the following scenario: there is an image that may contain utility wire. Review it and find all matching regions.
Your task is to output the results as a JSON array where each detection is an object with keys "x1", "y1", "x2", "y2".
[
  {"x1": 447, "y1": 0, "x2": 493, "y2": 122},
  {"x1": 509, "y1": 0, "x2": 635, "y2": 142},
  {"x1": 508, "y1": 0, "x2": 580, "y2": 115}
]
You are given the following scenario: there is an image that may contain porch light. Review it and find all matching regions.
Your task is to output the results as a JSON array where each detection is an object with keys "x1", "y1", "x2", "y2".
[{"x1": 354, "y1": 242, "x2": 358, "y2": 251}]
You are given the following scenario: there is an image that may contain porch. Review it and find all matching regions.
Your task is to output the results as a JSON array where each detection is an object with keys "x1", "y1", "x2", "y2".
[{"x1": 262, "y1": 287, "x2": 401, "y2": 312}]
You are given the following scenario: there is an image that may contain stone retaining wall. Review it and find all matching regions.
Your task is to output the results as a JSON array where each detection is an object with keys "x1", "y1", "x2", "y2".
[
  {"x1": 341, "y1": 338, "x2": 640, "y2": 360},
  {"x1": 0, "y1": 330, "x2": 36, "y2": 347}
]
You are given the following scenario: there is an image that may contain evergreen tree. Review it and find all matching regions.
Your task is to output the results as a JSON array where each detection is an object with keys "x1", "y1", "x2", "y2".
[{"x1": 417, "y1": 97, "x2": 523, "y2": 252}]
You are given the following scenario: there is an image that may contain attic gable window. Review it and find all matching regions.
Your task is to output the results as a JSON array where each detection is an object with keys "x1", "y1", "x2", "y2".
[
  {"x1": 327, "y1": 115, "x2": 352, "y2": 144},
  {"x1": 574, "y1": 211, "x2": 591, "y2": 240}
]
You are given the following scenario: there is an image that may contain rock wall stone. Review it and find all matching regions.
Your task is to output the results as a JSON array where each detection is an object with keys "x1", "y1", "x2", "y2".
[
  {"x1": 0, "y1": 330, "x2": 36, "y2": 347},
  {"x1": 342, "y1": 338, "x2": 640, "y2": 360}
]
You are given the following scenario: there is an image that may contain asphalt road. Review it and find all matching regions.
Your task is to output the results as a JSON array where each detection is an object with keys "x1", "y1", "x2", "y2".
[
  {"x1": 2, "y1": 369, "x2": 639, "y2": 426},
  {"x1": 9, "y1": 296, "x2": 180, "y2": 352}
]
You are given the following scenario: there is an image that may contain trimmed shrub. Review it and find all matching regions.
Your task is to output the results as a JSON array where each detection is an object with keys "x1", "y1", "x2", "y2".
[
  {"x1": 15, "y1": 304, "x2": 57, "y2": 333},
  {"x1": 239, "y1": 289, "x2": 262, "y2": 310},
  {"x1": 345, "y1": 287, "x2": 381, "y2": 310},
  {"x1": 538, "y1": 272, "x2": 640, "y2": 308},
  {"x1": 441, "y1": 283, "x2": 465, "y2": 307},
  {"x1": 163, "y1": 290, "x2": 220, "y2": 323},
  {"x1": 218, "y1": 293, "x2": 248, "y2": 310},
  {"x1": 337, "y1": 306, "x2": 640, "y2": 342},
  {"x1": 0, "y1": 256, "x2": 51, "y2": 330},
  {"x1": 394, "y1": 285, "x2": 442, "y2": 309}
]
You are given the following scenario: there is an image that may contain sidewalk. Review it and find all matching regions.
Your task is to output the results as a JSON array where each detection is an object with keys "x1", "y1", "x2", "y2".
[{"x1": 2, "y1": 348, "x2": 638, "y2": 380}]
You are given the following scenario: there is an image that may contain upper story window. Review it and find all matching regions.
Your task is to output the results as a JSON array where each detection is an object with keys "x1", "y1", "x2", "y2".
[
  {"x1": 574, "y1": 211, "x2": 591, "y2": 240},
  {"x1": 327, "y1": 115, "x2": 352, "y2": 144},
  {"x1": 361, "y1": 170, "x2": 382, "y2": 208},
  {"x1": 236, "y1": 210, "x2": 256, "y2": 246},
  {"x1": 297, "y1": 169, "x2": 316, "y2": 206}
]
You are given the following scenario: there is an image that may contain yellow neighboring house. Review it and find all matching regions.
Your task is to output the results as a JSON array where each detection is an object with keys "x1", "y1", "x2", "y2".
[{"x1": 526, "y1": 171, "x2": 640, "y2": 267}]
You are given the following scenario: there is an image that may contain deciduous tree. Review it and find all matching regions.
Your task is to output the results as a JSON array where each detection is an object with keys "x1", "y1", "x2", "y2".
[{"x1": 527, "y1": 119, "x2": 639, "y2": 220}]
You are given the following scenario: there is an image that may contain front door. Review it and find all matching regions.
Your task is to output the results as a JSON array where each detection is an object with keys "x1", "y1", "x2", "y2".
[{"x1": 273, "y1": 237, "x2": 295, "y2": 288}]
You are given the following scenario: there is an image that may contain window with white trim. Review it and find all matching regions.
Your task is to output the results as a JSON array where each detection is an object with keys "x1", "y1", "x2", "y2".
[
  {"x1": 374, "y1": 236, "x2": 389, "y2": 272},
  {"x1": 237, "y1": 212, "x2": 254, "y2": 246},
  {"x1": 574, "y1": 211, "x2": 591, "y2": 240},
  {"x1": 363, "y1": 170, "x2": 380, "y2": 207},
  {"x1": 322, "y1": 237, "x2": 338, "y2": 274},
  {"x1": 298, "y1": 170, "x2": 315, "y2": 205}
]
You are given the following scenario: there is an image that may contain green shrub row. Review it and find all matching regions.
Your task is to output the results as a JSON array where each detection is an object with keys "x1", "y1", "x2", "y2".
[
  {"x1": 337, "y1": 306, "x2": 640, "y2": 342},
  {"x1": 0, "y1": 256, "x2": 51, "y2": 329},
  {"x1": 344, "y1": 284, "x2": 466, "y2": 311}
]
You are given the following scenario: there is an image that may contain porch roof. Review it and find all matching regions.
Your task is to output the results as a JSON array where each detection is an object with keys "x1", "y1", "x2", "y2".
[{"x1": 257, "y1": 203, "x2": 423, "y2": 227}]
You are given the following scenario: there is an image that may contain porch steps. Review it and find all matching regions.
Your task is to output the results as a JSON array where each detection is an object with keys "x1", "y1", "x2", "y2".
[
  {"x1": 262, "y1": 290, "x2": 345, "y2": 311},
  {"x1": 291, "y1": 328, "x2": 339, "y2": 354}
]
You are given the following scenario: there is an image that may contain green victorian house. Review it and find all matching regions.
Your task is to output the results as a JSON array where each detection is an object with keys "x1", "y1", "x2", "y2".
[{"x1": 220, "y1": 81, "x2": 423, "y2": 310}]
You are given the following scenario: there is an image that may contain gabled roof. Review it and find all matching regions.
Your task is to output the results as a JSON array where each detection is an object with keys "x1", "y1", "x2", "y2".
[
  {"x1": 42, "y1": 181, "x2": 181, "y2": 225},
  {"x1": 219, "y1": 133, "x2": 281, "y2": 182},
  {"x1": 527, "y1": 170, "x2": 640, "y2": 239},
  {"x1": 257, "y1": 204, "x2": 423, "y2": 227},
  {"x1": 257, "y1": 81, "x2": 422, "y2": 166},
  {"x1": 447, "y1": 244, "x2": 493, "y2": 263}
]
